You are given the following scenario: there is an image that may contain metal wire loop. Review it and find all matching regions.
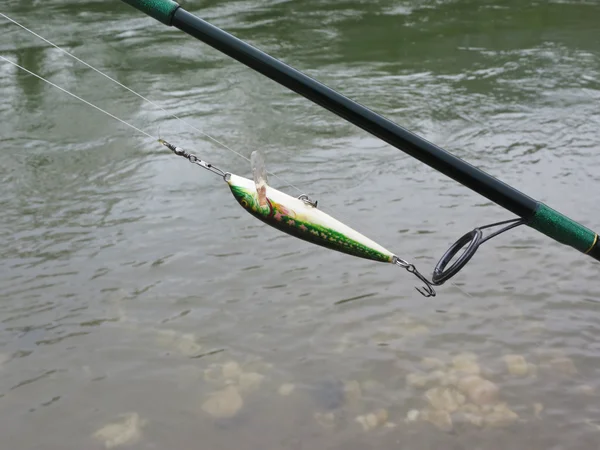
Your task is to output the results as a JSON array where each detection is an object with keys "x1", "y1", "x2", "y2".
[
  {"x1": 394, "y1": 217, "x2": 525, "y2": 297},
  {"x1": 431, "y1": 218, "x2": 525, "y2": 285},
  {"x1": 159, "y1": 139, "x2": 226, "y2": 178},
  {"x1": 394, "y1": 257, "x2": 436, "y2": 297},
  {"x1": 297, "y1": 194, "x2": 318, "y2": 208}
]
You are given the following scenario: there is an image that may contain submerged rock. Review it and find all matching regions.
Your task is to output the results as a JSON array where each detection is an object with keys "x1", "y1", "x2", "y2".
[
  {"x1": 421, "y1": 409, "x2": 453, "y2": 432},
  {"x1": 278, "y1": 383, "x2": 296, "y2": 396},
  {"x1": 314, "y1": 412, "x2": 336, "y2": 429},
  {"x1": 463, "y1": 412, "x2": 484, "y2": 427},
  {"x1": 155, "y1": 329, "x2": 178, "y2": 349},
  {"x1": 428, "y1": 370, "x2": 446, "y2": 384},
  {"x1": 420, "y1": 357, "x2": 445, "y2": 371},
  {"x1": 453, "y1": 409, "x2": 484, "y2": 428},
  {"x1": 459, "y1": 403, "x2": 481, "y2": 414},
  {"x1": 503, "y1": 354, "x2": 531, "y2": 377},
  {"x1": 203, "y1": 359, "x2": 267, "y2": 396},
  {"x1": 154, "y1": 329, "x2": 202, "y2": 356},
  {"x1": 547, "y1": 356, "x2": 578, "y2": 376},
  {"x1": 456, "y1": 402, "x2": 489, "y2": 428},
  {"x1": 355, "y1": 409, "x2": 388, "y2": 431},
  {"x1": 175, "y1": 333, "x2": 202, "y2": 357},
  {"x1": 456, "y1": 375, "x2": 499, "y2": 406},
  {"x1": 480, "y1": 404, "x2": 494, "y2": 414},
  {"x1": 93, "y1": 412, "x2": 146, "y2": 449},
  {"x1": 406, "y1": 409, "x2": 420, "y2": 422},
  {"x1": 424, "y1": 387, "x2": 465, "y2": 412},
  {"x1": 439, "y1": 370, "x2": 459, "y2": 387},
  {"x1": 406, "y1": 371, "x2": 445, "y2": 389},
  {"x1": 221, "y1": 361, "x2": 243, "y2": 380},
  {"x1": 375, "y1": 408, "x2": 389, "y2": 424},
  {"x1": 201, "y1": 385, "x2": 244, "y2": 418},
  {"x1": 484, "y1": 403, "x2": 518, "y2": 427},
  {"x1": 203, "y1": 364, "x2": 222, "y2": 383},
  {"x1": 452, "y1": 353, "x2": 481, "y2": 376},
  {"x1": 237, "y1": 372, "x2": 264, "y2": 394},
  {"x1": 452, "y1": 352, "x2": 477, "y2": 365},
  {"x1": 357, "y1": 414, "x2": 378, "y2": 431},
  {"x1": 406, "y1": 373, "x2": 431, "y2": 389}
]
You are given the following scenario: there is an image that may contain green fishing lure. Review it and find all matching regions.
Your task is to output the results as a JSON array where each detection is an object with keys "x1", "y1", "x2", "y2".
[{"x1": 226, "y1": 152, "x2": 394, "y2": 264}]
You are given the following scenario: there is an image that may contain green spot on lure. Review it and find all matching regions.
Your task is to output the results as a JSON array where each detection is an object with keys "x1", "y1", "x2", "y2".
[{"x1": 159, "y1": 139, "x2": 437, "y2": 296}]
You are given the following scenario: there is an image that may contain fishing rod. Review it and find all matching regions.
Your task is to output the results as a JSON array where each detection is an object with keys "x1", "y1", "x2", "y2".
[{"x1": 119, "y1": 0, "x2": 598, "y2": 291}]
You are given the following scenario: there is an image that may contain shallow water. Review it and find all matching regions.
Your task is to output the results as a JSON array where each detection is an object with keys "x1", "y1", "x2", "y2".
[{"x1": 1, "y1": 0, "x2": 599, "y2": 448}]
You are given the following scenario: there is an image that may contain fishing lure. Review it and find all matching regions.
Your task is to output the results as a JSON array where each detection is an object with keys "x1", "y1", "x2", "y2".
[{"x1": 158, "y1": 139, "x2": 438, "y2": 296}]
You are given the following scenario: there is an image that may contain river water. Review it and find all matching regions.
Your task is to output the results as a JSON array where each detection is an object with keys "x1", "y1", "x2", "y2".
[{"x1": 1, "y1": 1, "x2": 599, "y2": 449}]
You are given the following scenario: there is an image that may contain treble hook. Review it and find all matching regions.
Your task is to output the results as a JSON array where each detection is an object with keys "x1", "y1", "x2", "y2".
[
  {"x1": 394, "y1": 258, "x2": 437, "y2": 297},
  {"x1": 406, "y1": 264, "x2": 437, "y2": 297}
]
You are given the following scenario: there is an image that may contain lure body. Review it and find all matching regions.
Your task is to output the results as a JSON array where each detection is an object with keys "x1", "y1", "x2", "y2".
[{"x1": 226, "y1": 173, "x2": 395, "y2": 263}]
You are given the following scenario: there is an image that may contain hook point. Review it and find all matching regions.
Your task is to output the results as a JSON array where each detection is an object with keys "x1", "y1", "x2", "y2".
[{"x1": 415, "y1": 286, "x2": 436, "y2": 297}]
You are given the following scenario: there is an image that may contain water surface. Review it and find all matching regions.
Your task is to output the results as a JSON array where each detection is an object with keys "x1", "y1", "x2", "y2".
[{"x1": 1, "y1": 0, "x2": 599, "y2": 449}]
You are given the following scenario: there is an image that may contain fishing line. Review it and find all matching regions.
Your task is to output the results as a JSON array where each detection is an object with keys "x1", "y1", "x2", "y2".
[
  {"x1": 0, "y1": 14, "x2": 403, "y2": 253},
  {"x1": 0, "y1": 12, "x2": 306, "y2": 197},
  {"x1": 0, "y1": 21, "x2": 360, "y2": 226},
  {"x1": 0, "y1": 55, "x2": 155, "y2": 140},
  {"x1": 0, "y1": 16, "x2": 366, "y2": 226},
  {"x1": 1, "y1": 12, "x2": 376, "y2": 193}
]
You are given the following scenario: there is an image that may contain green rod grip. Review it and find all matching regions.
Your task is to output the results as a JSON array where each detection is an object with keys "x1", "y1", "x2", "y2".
[
  {"x1": 121, "y1": 0, "x2": 180, "y2": 25},
  {"x1": 528, "y1": 203, "x2": 598, "y2": 258}
]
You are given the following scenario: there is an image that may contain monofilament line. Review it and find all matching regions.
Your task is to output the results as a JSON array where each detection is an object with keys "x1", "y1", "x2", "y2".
[
  {"x1": 0, "y1": 12, "x2": 304, "y2": 196},
  {"x1": 0, "y1": 15, "x2": 223, "y2": 151},
  {"x1": 0, "y1": 55, "x2": 155, "y2": 140}
]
